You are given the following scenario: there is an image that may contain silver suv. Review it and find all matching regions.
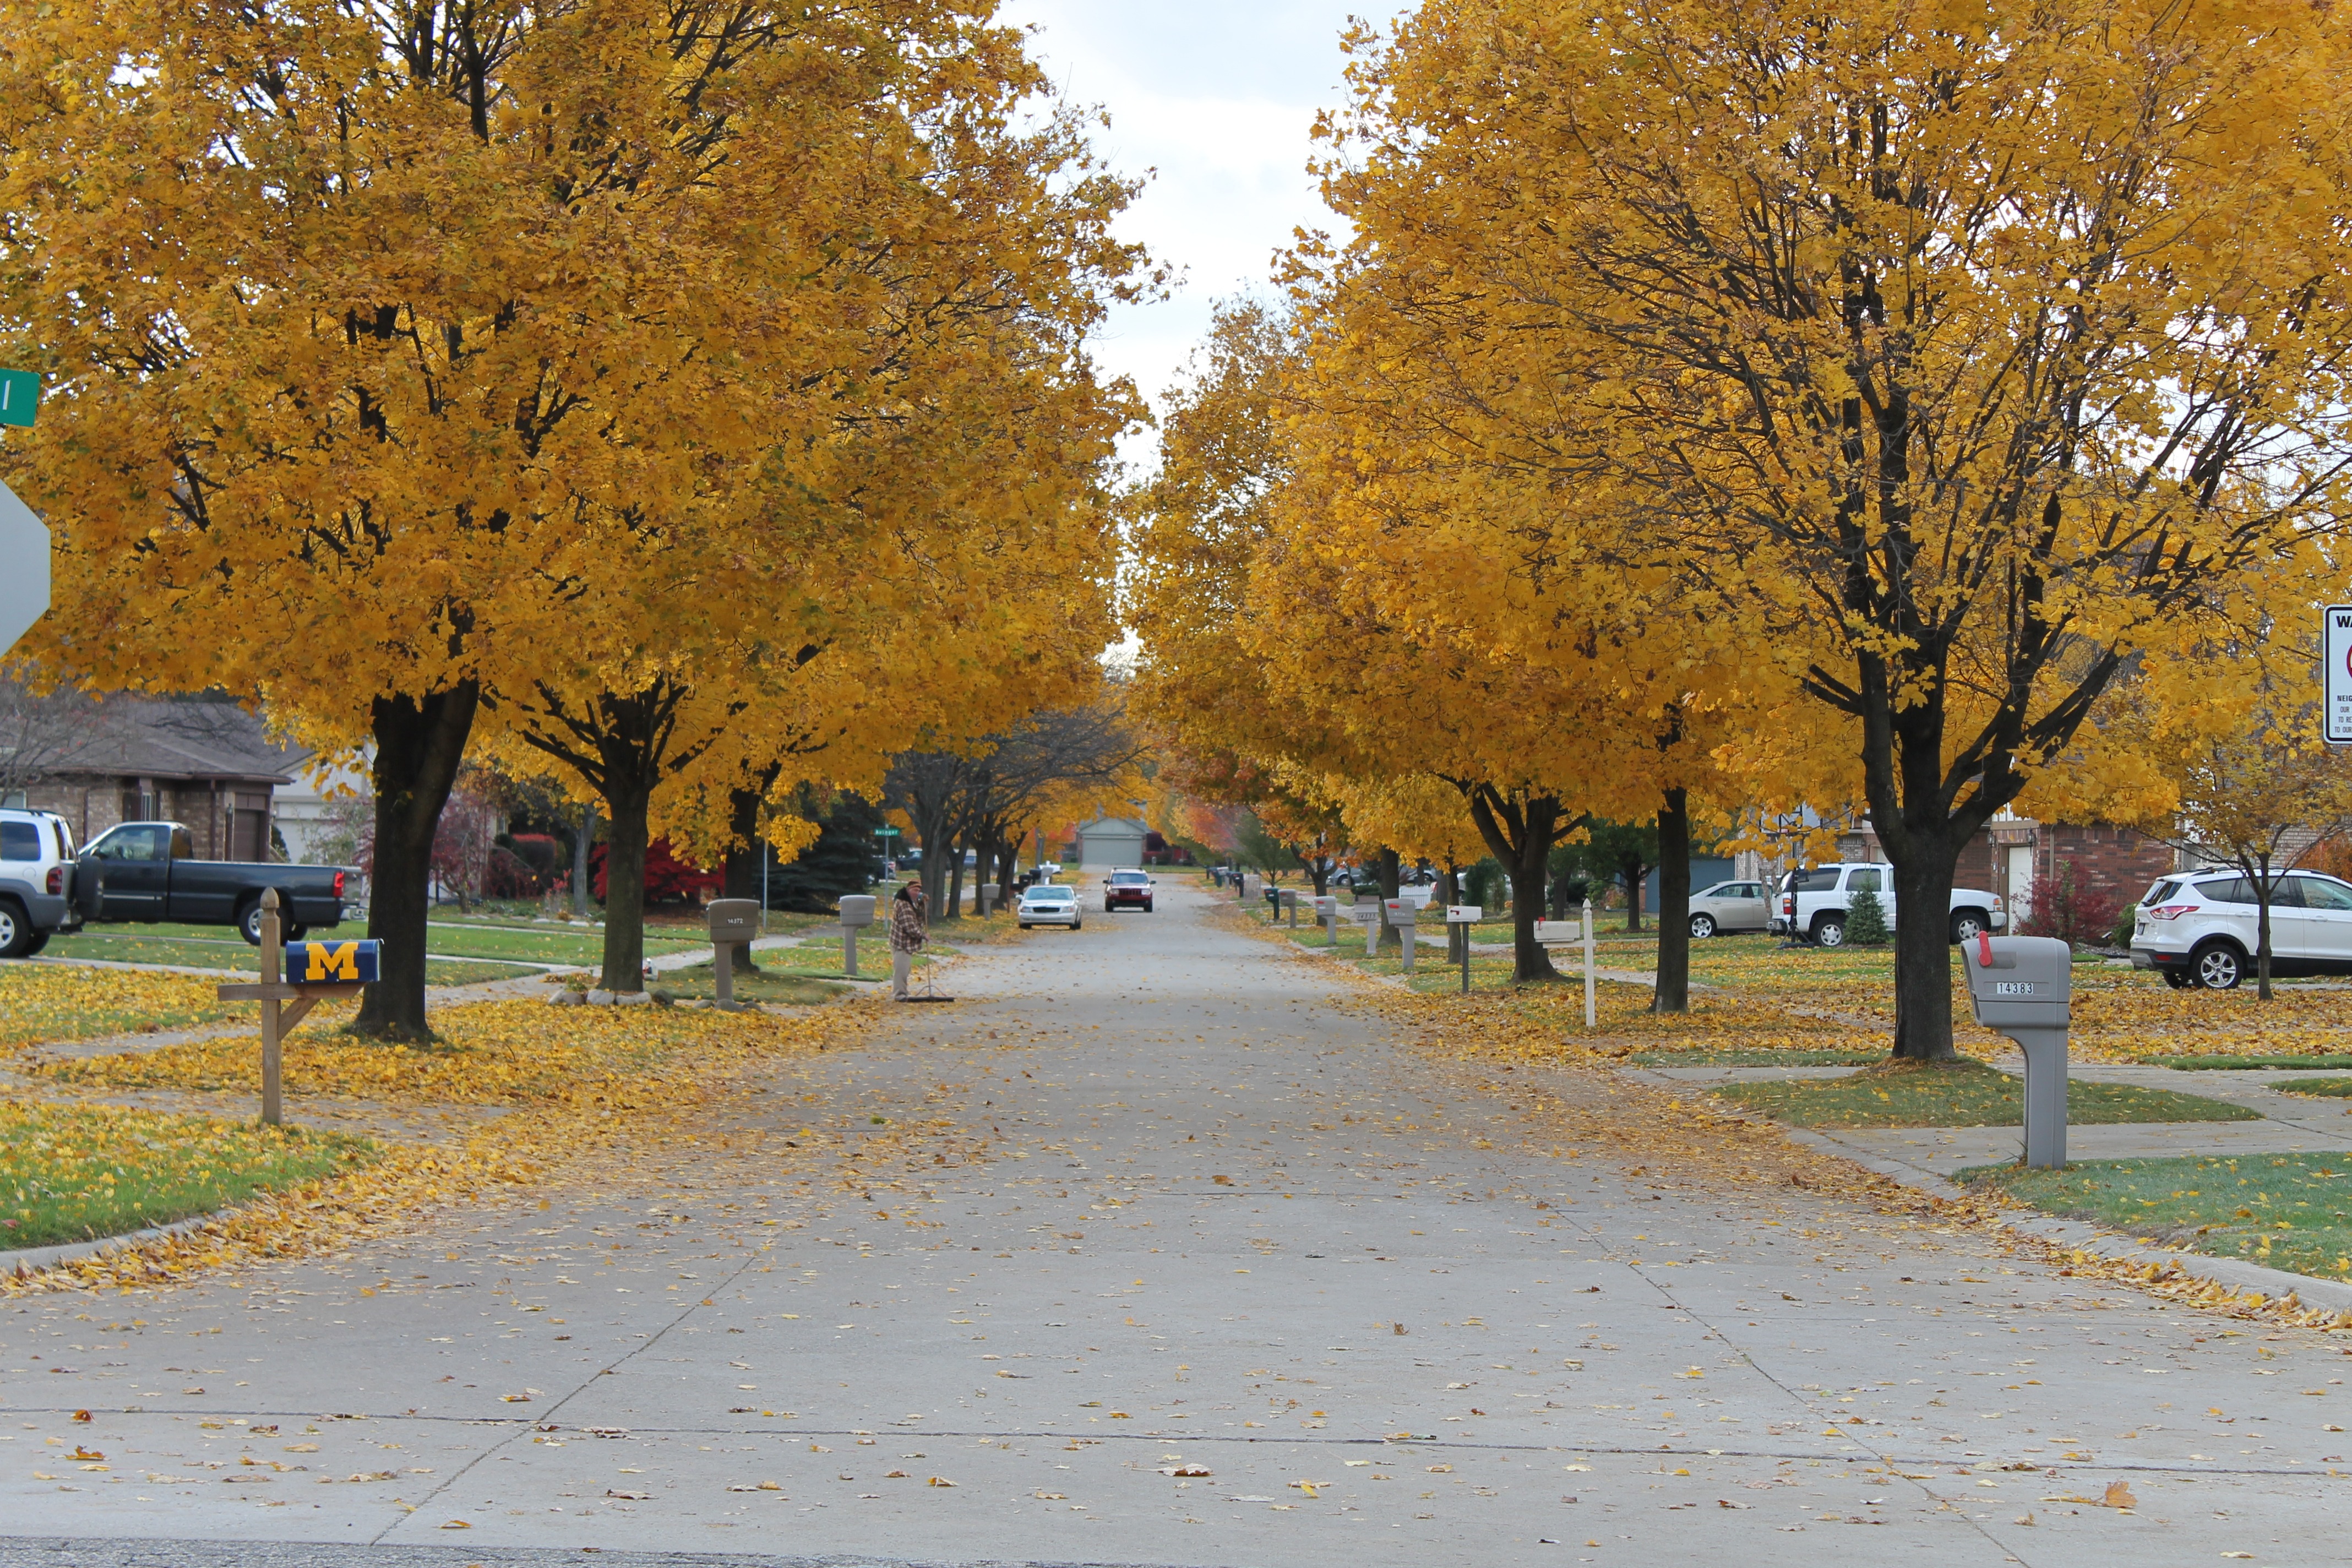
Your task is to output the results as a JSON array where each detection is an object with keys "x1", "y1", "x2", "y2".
[
  {"x1": 2131, "y1": 867, "x2": 2352, "y2": 989},
  {"x1": 0, "y1": 806, "x2": 80, "y2": 957}
]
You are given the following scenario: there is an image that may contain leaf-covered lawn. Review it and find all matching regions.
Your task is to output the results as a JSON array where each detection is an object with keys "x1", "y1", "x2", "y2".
[
  {"x1": 1965, "y1": 1153, "x2": 2352, "y2": 1282},
  {"x1": 0, "y1": 964, "x2": 256, "y2": 1050},
  {"x1": 25, "y1": 999, "x2": 839, "y2": 1106},
  {"x1": 1, "y1": 1102, "x2": 377, "y2": 1249},
  {"x1": 1709, "y1": 1059, "x2": 2261, "y2": 1128}
]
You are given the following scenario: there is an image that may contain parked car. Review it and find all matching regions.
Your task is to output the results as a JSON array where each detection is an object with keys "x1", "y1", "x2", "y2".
[
  {"x1": 1103, "y1": 868, "x2": 1157, "y2": 912},
  {"x1": 1767, "y1": 862, "x2": 2007, "y2": 947},
  {"x1": 0, "y1": 806, "x2": 80, "y2": 957},
  {"x1": 1016, "y1": 882, "x2": 1084, "y2": 930},
  {"x1": 72, "y1": 821, "x2": 360, "y2": 944},
  {"x1": 1687, "y1": 879, "x2": 1771, "y2": 938},
  {"x1": 2130, "y1": 867, "x2": 2352, "y2": 989}
]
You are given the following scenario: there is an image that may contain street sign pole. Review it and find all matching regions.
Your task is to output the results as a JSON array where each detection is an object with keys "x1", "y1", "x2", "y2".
[
  {"x1": 2326, "y1": 605, "x2": 2352, "y2": 745},
  {"x1": 0, "y1": 372, "x2": 49, "y2": 660}
]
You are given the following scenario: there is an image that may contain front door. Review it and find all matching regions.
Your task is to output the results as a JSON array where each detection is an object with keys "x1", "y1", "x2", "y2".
[{"x1": 2006, "y1": 845, "x2": 2036, "y2": 929}]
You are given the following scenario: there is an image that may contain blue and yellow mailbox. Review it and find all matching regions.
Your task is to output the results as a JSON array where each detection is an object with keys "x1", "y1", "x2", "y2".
[{"x1": 297, "y1": 939, "x2": 382, "y2": 984}]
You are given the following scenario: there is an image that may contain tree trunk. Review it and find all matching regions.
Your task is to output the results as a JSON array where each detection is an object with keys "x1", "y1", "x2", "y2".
[
  {"x1": 1374, "y1": 846, "x2": 1403, "y2": 953},
  {"x1": 720, "y1": 785, "x2": 764, "y2": 975},
  {"x1": 1463, "y1": 789, "x2": 1566, "y2": 984},
  {"x1": 942, "y1": 840, "x2": 965, "y2": 922},
  {"x1": 354, "y1": 682, "x2": 481, "y2": 1042},
  {"x1": 1309, "y1": 858, "x2": 1332, "y2": 898},
  {"x1": 1887, "y1": 829, "x2": 1963, "y2": 1061},
  {"x1": 598, "y1": 766, "x2": 654, "y2": 993},
  {"x1": 571, "y1": 803, "x2": 595, "y2": 920},
  {"x1": 1620, "y1": 854, "x2": 1647, "y2": 932},
  {"x1": 2255, "y1": 857, "x2": 2275, "y2": 1001},
  {"x1": 1653, "y1": 789, "x2": 1691, "y2": 1014},
  {"x1": 1444, "y1": 864, "x2": 1467, "y2": 963},
  {"x1": 995, "y1": 841, "x2": 1019, "y2": 905}
]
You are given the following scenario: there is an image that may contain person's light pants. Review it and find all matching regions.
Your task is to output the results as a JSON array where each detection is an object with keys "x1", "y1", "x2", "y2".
[{"x1": 891, "y1": 950, "x2": 913, "y2": 999}]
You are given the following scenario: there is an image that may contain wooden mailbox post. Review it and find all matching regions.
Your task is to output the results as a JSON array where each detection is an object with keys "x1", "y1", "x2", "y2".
[{"x1": 215, "y1": 888, "x2": 375, "y2": 1126}]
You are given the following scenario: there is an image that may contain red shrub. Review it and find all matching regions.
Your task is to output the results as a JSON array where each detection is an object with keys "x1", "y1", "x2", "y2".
[{"x1": 2016, "y1": 859, "x2": 2125, "y2": 949}]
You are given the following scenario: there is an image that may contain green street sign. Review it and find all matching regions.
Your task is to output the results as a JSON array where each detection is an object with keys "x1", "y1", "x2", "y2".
[
  {"x1": 0, "y1": 370, "x2": 37, "y2": 428},
  {"x1": 874, "y1": 827, "x2": 901, "y2": 837}
]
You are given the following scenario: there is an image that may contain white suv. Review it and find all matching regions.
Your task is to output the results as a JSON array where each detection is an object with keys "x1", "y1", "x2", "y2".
[
  {"x1": 0, "y1": 806, "x2": 80, "y2": 957},
  {"x1": 1767, "y1": 861, "x2": 2008, "y2": 946},
  {"x1": 2130, "y1": 868, "x2": 2352, "y2": 989}
]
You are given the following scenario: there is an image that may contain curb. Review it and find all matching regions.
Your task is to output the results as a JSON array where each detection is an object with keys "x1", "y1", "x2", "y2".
[
  {"x1": 1780, "y1": 1126, "x2": 2352, "y2": 1313},
  {"x1": 2, "y1": 1210, "x2": 231, "y2": 1282}
]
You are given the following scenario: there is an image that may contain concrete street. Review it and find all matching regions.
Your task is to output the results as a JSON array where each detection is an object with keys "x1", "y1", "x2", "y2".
[{"x1": 3, "y1": 881, "x2": 2347, "y2": 1566}]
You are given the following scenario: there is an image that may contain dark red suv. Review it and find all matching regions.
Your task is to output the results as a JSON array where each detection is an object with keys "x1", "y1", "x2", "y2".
[{"x1": 1103, "y1": 868, "x2": 1156, "y2": 912}]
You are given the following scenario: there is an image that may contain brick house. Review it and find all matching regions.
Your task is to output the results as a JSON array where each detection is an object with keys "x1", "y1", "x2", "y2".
[{"x1": 18, "y1": 696, "x2": 298, "y2": 859}]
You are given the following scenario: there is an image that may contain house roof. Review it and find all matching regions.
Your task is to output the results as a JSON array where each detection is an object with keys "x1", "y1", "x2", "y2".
[
  {"x1": 60, "y1": 697, "x2": 299, "y2": 787},
  {"x1": 1080, "y1": 817, "x2": 1149, "y2": 834}
]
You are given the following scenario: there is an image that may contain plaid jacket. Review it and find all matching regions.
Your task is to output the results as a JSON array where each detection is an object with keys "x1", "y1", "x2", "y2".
[{"x1": 888, "y1": 896, "x2": 926, "y2": 953}]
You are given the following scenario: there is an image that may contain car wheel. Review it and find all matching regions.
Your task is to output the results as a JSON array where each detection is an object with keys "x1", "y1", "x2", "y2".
[
  {"x1": 1689, "y1": 913, "x2": 1717, "y2": 940},
  {"x1": 21, "y1": 928, "x2": 48, "y2": 956},
  {"x1": 2163, "y1": 968, "x2": 2193, "y2": 989},
  {"x1": 1812, "y1": 915, "x2": 1847, "y2": 948},
  {"x1": 2192, "y1": 942, "x2": 2245, "y2": 990},
  {"x1": 285, "y1": 922, "x2": 308, "y2": 943},
  {"x1": 1072, "y1": 919, "x2": 1082, "y2": 930},
  {"x1": 1020, "y1": 922, "x2": 1032, "y2": 930},
  {"x1": 1950, "y1": 909, "x2": 1988, "y2": 943},
  {"x1": 0, "y1": 899, "x2": 29, "y2": 959},
  {"x1": 1145, "y1": 900, "x2": 1154, "y2": 912},
  {"x1": 238, "y1": 898, "x2": 265, "y2": 945}
]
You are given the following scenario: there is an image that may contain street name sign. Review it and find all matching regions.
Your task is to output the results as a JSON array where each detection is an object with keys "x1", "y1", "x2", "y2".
[
  {"x1": 2328, "y1": 605, "x2": 2352, "y2": 745},
  {"x1": 0, "y1": 369, "x2": 37, "y2": 429},
  {"x1": 0, "y1": 478, "x2": 50, "y2": 657}
]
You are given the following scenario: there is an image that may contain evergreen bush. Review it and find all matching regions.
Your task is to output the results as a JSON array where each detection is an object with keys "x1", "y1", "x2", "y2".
[{"x1": 1847, "y1": 887, "x2": 1890, "y2": 945}]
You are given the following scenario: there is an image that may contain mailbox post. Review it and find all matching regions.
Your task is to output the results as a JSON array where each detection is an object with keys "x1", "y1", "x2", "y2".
[
  {"x1": 706, "y1": 898, "x2": 761, "y2": 1009},
  {"x1": 837, "y1": 895, "x2": 878, "y2": 979},
  {"x1": 1353, "y1": 896, "x2": 1382, "y2": 955},
  {"x1": 1384, "y1": 897, "x2": 1418, "y2": 974},
  {"x1": 214, "y1": 888, "x2": 374, "y2": 1126},
  {"x1": 1446, "y1": 904, "x2": 1482, "y2": 993},
  {"x1": 1313, "y1": 895, "x2": 1338, "y2": 943},
  {"x1": 1278, "y1": 888, "x2": 1299, "y2": 927},
  {"x1": 1964, "y1": 934, "x2": 2074, "y2": 1168}
]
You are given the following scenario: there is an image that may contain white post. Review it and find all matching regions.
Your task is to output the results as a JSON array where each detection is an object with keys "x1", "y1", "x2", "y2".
[{"x1": 1581, "y1": 896, "x2": 1596, "y2": 1030}]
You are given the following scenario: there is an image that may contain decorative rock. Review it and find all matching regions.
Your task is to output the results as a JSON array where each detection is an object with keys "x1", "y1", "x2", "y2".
[
  {"x1": 614, "y1": 990, "x2": 653, "y2": 1008},
  {"x1": 546, "y1": 989, "x2": 583, "y2": 1007},
  {"x1": 586, "y1": 989, "x2": 617, "y2": 1006}
]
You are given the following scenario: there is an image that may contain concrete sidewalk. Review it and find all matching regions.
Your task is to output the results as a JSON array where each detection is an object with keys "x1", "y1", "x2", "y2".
[{"x1": 5, "y1": 883, "x2": 2349, "y2": 1567}]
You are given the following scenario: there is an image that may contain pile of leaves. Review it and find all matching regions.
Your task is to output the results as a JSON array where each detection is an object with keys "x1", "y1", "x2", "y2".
[{"x1": 2, "y1": 1101, "x2": 376, "y2": 1249}]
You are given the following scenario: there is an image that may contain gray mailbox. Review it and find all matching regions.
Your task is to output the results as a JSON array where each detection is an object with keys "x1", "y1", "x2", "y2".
[
  {"x1": 706, "y1": 898, "x2": 761, "y2": 1009},
  {"x1": 838, "y1": 894, "x2": 878, "y2": 979},
  {"x1": 1964, "y1": 934, "x2": 2073, "y2": 1168},
  {"x1": 1382, "y1": 896, "x2": 1418, "y2": 974},
  {"x1": 1313, "y1": 894, "x2": 1337, "y2": 940},
  {"x1": 1277, "y1": 887, "x2": 1300, "y2": 927}
]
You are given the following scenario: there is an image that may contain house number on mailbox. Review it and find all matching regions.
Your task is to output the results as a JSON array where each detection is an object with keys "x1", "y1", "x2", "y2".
[{"x1": 1994, "y1": 982, "x2": 2035, "y2": 995}]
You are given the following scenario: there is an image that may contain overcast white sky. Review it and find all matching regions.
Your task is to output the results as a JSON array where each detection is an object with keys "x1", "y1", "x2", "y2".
[{"x1": 998, "y1": 0, "x2": 1394, "y2": 457}]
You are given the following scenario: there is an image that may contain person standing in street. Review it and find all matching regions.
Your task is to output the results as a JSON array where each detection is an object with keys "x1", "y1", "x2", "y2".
[{"x1": 888, "y1": 881, "x2": 927, "y2": 999}]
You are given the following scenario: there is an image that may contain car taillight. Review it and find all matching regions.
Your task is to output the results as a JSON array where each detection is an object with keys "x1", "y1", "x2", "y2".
[
  {"x1": 333, "y1": 870, "x2": 346, "y2": 897},
  {"x1": 45, "y1": 866, "x2": 63, "y2": 895},
  {"x1": 1781, "y1": 895, "x2": 1794, "y2": 913},
  {"x1": 2146, "y1": 903, "x2": 2197, "y2": 921}
]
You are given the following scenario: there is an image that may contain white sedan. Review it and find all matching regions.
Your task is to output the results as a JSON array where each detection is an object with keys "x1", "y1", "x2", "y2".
[{"x1": 1017, "y1": 883, "x2": 1083, "y2": 930}]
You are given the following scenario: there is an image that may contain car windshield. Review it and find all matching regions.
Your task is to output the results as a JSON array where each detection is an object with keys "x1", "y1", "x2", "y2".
[
  {"x1": 1111, "y1": 872, "x2": 1149, "y2": 884},
  {"x1": 1027, "y1": 887, "x2": 1072, "y2": 901}
]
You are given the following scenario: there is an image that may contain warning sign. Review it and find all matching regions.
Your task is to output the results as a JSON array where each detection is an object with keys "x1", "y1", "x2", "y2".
[{"x1": 2328, "y1": 605, "x2": 2352, "y2": 745}]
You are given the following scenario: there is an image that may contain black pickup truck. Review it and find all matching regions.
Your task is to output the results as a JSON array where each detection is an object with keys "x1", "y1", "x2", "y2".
[{"x1": 72, "y1": 821, "x2": 361, "y2": 944}]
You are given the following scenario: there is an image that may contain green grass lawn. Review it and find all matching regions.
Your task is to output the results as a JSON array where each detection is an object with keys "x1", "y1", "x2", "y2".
[
  {"x1": 1, "y1": 1102, "x2": 377, "y2": 1249},
  {"x1": 1711, "y1": 1059, "x2": 2262, "y2": 1128},
  {"x1": 2275, "y1": 1076, "x2": 2352, "y2": 1097},
  {"x1": 1963, "y1": 1153, "x2": 2352, "y2": 1282},
  {"x1": 2152, "y1": 1054, "x2": 2352, "y2": 1071},
  {"x1": 41, "y1": 929, "x2": 533, "y2": 989},
  {"x1": 651, "y1": 959, "x2": 862, "y2": 1007}
]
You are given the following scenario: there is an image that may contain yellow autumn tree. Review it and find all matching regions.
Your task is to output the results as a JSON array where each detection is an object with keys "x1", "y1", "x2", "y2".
[
  {"x1": 1300, "y1": 0, "x2": 2352, "y2": 1057},
  {"x1": 0, "y1": 0, "x2": 1147, "y2": 1030}
]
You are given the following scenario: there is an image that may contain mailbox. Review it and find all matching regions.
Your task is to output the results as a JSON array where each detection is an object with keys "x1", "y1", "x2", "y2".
[
  {"x1": 837, "y1": 895, "x2": 878, "y2": 929},
  {"x1": 707, "y1": 899, "x2": 761, "y2": 945},
  {"x1": 1313, "y1": 895, "x2": 1339, "y2": 939},
  {"x1": 1350, "y1": 899, "x2": 1382, "y2": 922},
  {"x1": 1964, "y1": 934, "x2": 2073, "y2": 1168},
  {"x1": 296, "y1": 938, "x2": 380, "y2": 984},
  {"x1": 1445, "y1": 904, "x2": 1482, "y2": 924},
  {"x1": 1382, "y1": 897, "x2": 1417, "y2": 925}
]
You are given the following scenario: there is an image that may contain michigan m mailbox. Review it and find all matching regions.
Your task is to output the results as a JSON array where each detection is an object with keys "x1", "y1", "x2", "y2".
[
  {"x1": 215, "y1": 888, "x2": 375, "y2": 1126},
  {"x1": 1964, "y1": 934, "x2": 2073, "y2": 1168}
]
